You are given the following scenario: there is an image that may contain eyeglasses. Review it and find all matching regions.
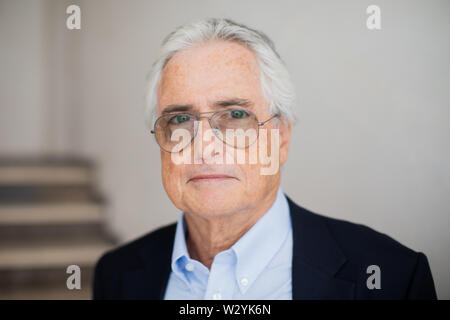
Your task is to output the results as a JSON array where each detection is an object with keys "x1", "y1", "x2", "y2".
[{"x1": 150, "y1": 109, "x2": 279, "y2": 153}]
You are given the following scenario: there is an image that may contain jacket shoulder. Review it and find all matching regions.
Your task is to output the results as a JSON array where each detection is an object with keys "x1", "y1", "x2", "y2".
[
  {"x1": 93, "y1": 222, "x2": 176, "y2": 299},
  {"x1": 286, "y1": 194, "x2": 418, "y2": 262},
  {"x1": 324, "y1": 213, "x2": 416, "y2": 258},
  {"x1": 303, "y1": 206, "x2": 419, "y2": 266},
  {"x1": 319, "y1": 212, "x2": 436, "y2": 298},
  {"x1": 293, "y1": 203, "x2": 437, "y2": 297},
  {"x1": 96, "y1": 222, "x2": 176, "y2": 273},
  {"x1": 287, "y1": 195, "x2": 438, "y2": 298}
]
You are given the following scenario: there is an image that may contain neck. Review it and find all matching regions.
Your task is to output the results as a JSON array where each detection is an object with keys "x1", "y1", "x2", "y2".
[{"x1": 184, "y1": 188, "x2": 279, "y2": 269}]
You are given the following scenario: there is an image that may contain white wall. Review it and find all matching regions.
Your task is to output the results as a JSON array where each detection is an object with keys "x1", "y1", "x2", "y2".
[
  {"x1": 0, "y1": 0, "x2": 47, "y2": 154},
  {"x1": 0, "y1": 0, "x2": 82, "y2": 156},
  {"x1": 2, "y1": 0, "x2": 449, "y2": 298}
]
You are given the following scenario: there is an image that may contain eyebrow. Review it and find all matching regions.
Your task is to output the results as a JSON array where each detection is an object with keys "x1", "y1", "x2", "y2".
[
  {"x1": 214, "y1": 98, "x2": 252, "y2": 108},
  {"x1": 161, "y1": 98, "x2": 252, "y2": 114},
  {"x1": 161, "y1": 105, "x2": 194, "y2": 114}
]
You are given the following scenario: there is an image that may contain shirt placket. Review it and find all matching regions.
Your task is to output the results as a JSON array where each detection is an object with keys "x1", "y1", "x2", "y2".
[{"x1": 203, "y1": 250, "x2": 235, "y2": 300}]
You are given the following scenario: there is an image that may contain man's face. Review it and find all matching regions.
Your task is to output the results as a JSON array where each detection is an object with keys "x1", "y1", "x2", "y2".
[{"x1": 157, "y1": 40, "x2": 291, "y2": 217}]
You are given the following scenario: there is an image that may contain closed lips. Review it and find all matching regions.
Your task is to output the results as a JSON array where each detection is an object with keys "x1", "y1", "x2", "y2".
[{"x1": 189, "y1": 174, "x2": 236, "y2": 182}]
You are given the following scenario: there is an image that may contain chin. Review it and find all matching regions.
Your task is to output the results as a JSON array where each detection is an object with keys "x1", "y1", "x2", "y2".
[
  {"x1": 185, "y1": 187, "x2": 243, "y2": 217},
  {"x1": 188, "y1": 178, "x2": 238, "y2": 196}
]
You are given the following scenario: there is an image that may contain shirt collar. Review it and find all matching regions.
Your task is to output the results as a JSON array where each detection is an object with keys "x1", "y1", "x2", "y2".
[
  {"x1": 170, "y1": 186, "x2": 292, "y2": 294},
  {"x1": 170, "y1": 211, "x2": 191, "y2": 287},
  {"x1": 231, "y1": 186, "x2": 291, "y2": 294}
]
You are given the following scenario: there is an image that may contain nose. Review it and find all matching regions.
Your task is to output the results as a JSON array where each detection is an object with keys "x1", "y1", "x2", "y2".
[
  {"x1": 192, "y1": 117, "x2": 223, "y2": 164},
  {"x1": 195, "y1": 117, "x2": 211, "y2": 137}
]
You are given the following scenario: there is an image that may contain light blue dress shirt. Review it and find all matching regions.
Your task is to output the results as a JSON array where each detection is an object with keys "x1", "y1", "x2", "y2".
[{"x1": 164, "y1": 187, "x2": 293, "y2": 300}]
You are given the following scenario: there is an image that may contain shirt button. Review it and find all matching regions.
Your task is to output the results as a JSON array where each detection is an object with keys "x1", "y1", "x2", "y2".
[
  {"x1": 212, "y1": 292, "x2": 222, "y2": 300},
  {"x1": 185, "y1": 263, "x2": 194, "y2": 271},
  {"x1": 240, "y1": 277, "x2": 249, "y2": 286}
]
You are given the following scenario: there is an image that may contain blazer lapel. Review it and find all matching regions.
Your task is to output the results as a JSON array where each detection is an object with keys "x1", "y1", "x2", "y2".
[
  {"x1": 286, "y1": 195, "x2": 356, "y2": 299},
  {"x1": 122, "y1": 224, "x2": 176, "y2": 299}
]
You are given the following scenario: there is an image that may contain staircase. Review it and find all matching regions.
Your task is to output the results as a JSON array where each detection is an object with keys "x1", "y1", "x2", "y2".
[{"x1": 0, "y1": 158, "x2": 117, "y2": 299}]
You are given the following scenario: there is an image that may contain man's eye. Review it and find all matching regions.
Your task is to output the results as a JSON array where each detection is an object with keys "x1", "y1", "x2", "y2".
[
  {"x1": 169, "y1": 114, "x2": 191, "y2": 124},
  {"x1": 230, "y1": 110, "x2": 249, "y2": 119}
]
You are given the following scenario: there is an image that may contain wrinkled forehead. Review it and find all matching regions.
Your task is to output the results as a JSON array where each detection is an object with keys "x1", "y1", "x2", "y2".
[{"x1": 157, "y1": 40, "x2": 268, "y2": 115}]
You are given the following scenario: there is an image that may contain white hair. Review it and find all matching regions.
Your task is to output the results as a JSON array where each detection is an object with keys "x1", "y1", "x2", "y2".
[{"x1": 144, "y1": 18, "x2": 297, "y2": 130}]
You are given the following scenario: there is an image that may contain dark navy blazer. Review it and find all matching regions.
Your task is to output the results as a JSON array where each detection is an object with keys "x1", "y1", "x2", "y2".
[{"x1": 93, "y1": 195, "x2": 437, "y2": 299}]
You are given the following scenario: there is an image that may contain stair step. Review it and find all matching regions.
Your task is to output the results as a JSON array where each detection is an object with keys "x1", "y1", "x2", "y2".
[
  {"x1": 0, "y1": 166, "x2": 92, "y2": 185},
  {"x1": 0, "y1": 185, "x2": 102, "y2": 204},
  {"x1": 0, "y1": 157, "x2": 113, "y2": 299},
  {"x1": 0, "y1": 265, "x2": 95, "y2": 287},
  {"x1": 0, "y1": 224, "x2": 116, "y2": 244},
  {"x1": 0, "y1": 258, "x2": 96, "y2": 300},
  {"x1": 0, "y1": 282, "x2": 93, "y2": 300},
  {"x1": 0, "y1": 157, "x2": 93, "y2": 166},
  {"x1": 0, "y1": 241, "x2": 113, "y2": 270},
  {"x1": 0, "y1": 203, "x2": 102, "y2": 225}
]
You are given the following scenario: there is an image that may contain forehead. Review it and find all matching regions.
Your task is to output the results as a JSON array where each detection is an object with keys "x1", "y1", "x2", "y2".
[{"x1": 157, "y1": 40, "x2": 265, "y2": 112}]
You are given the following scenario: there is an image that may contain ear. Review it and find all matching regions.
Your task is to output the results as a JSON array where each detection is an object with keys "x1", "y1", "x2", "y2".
[{"x1": 278, "y1": 118, "x2": 292, "y2": 166}]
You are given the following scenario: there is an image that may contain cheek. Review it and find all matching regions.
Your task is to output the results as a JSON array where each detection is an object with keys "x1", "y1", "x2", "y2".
[
  {"x1": 239, "y1": 163, "x2": 275, "y2": 203},
  {"x1": 240, "y1": 161, "x2": 261, "y2": 189},
  {"x1": 161, "y1": 153, "x2": 183, "y2": 194},
  {"x1": 242, "y1": 132, "x2": 280, "y2": 188}
]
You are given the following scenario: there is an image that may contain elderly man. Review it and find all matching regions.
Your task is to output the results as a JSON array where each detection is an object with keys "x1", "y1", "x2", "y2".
[{"x1": 93, "y1": 18, "x2": 436, "y2": 300}]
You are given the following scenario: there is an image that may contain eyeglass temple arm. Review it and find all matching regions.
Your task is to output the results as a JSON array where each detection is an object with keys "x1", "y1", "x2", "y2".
[{"x1": 258, "y1": 113, "x2": 280, "y2": 126}]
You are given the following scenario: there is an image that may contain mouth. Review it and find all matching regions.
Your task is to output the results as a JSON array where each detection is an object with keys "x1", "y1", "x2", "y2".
[{"x1": 188, "y1": 174, "x2": 237, "y2": 183}]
